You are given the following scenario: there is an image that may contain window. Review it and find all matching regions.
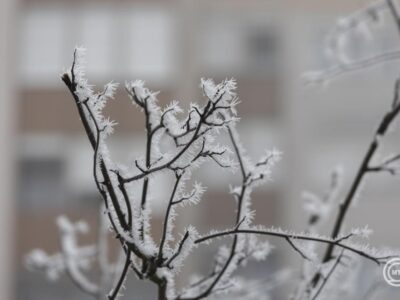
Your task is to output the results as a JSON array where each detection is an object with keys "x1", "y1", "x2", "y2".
[
  {"x1": 246, "y1": 28, "x2": 278, "y2": 74},
  {"x1": 126, "y1": 8, "x2": 176, "y2": 79},
  {"x1": 18, "y1": 4, "x2": 177, "y2": 87},
  {"x1": 18, "y1": 6, "x2": 66, "y2": 87},
  {"x1": 18, "y1": 158, "x2": 66, "y2": 210},
  {"x1": 198, "y1": 18, "x2": 246, "y2": 73}
]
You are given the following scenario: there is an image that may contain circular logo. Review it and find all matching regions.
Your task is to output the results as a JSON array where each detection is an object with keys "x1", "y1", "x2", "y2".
[{"x1": 383, "y1": 258, "x2": 400, "y2": 287}]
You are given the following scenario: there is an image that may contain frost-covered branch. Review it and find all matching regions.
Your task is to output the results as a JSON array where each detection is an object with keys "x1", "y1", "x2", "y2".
[
  {"x1": 310, "y1": 249, "x2": 345, "y2": 300},
  {"x1": 26, "y1": 216, "x2": 101, "y2": 296},
  {"x1": 299, "y1": 1, "x2": 400, "y2": 297},
  {"x1": 320, "y1": 74, "x2": 400, "y2": 265},
  {"x1": 27, "y1": 34, "x2": 400, "y2": 300},
  {"x1": 195, "y1": 227, "x2": 396, "y2": 265},
  {"x1": 303, "y1": 0, "x2": 400, "y2": 84}
]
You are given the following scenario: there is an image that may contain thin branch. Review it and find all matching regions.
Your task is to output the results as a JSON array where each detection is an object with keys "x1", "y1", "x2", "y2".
[
  {"x1": 108, "y1": 252, "x2": 131, "y2": 300},
  {"x1": 321, "y1": 72, "x2": 400, "y2": 266},
  {"x1": 367, "y1": 165, "x2": 397, "y2": 175},
  {"x1": 122, "y1": 119, "x2": 203, "y2": 183},
  {"x1": 140, "y1": 97, "x2": 153, "y2": 241},
  {"x1": 367, "y1": 152, "x2": 400, "y2": 175},
  {"x1": 392, "y1": 78, "x2": 400, "y2": 109},
  {"x1": 387, "y1": 0, "x2": 400, "y2": 35},
  {"x1": 311, "y1": 249, "x2": 345, "y2": 300},
  {"x1": 305, "y1": 50, "x2": 400, "y2": 83},
  {"x1": 157, "y1": 174, "x2": 183, "y2": 264},
  {"x1": 164, "y1": 231, "x2": 190, "y2": 268},
  {"x1": 286, "y1": 237, "x2": 312, "y2": 261},
  {"x1": 121, "y1": 98, "x2": 233, "y2": 184},
  {"x1": 381, "y1": 153, "x2": 400, "y2": 165},
  {"x1": 171, "y1": 189, "x2": 195, "y2": 205},
  {"x1": 195, "y1": 229, "x2": 393, "y2": 265},
  {"x1": 97, "y1": 205, "x2": 110, "y2": 296},
  {"x1": 308, "y1": 5, "x2": 400, "y2": 289},
  {"x1": 228, "y1": 127, "x2": 246, "y2": 178},
  {"x1": 62, "y1": 57, "x2": 129, "y2": 233},
  {"x1": 179, "y1": 126, "x2": 248, "y2": 300}
]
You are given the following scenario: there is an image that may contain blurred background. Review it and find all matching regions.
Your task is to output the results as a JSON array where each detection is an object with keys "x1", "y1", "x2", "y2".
[{"x1": 1, "y1": 0, "x2": 400, "y2": 299}]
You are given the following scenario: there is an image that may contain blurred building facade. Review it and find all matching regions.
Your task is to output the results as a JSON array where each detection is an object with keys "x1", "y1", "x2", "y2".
[{"x1": 3, "y1": 0, "x2": 400, "y2": 299}]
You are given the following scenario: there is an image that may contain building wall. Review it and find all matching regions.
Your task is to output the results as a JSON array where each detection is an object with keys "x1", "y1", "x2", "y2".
[{"x1": 0, "y1": 0, "x2": 18, "y2": 298}]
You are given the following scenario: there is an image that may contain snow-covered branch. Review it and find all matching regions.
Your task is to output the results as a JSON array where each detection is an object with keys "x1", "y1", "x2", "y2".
[
  {"x1": 27, "y1": 6, "x2": 400, "y2": 296},
  {"x1": 303, "y1": 0, "x2": 400, "y2": 85}
]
